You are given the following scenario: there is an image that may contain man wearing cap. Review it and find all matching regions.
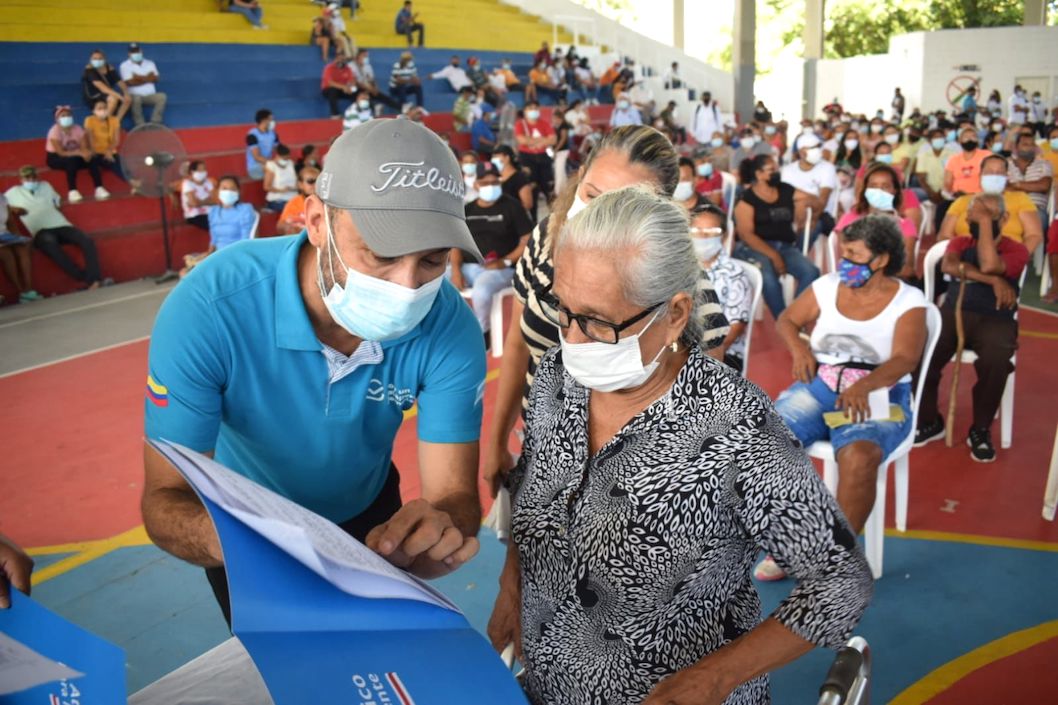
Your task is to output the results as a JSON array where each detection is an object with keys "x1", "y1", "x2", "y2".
[
  {"x1": 780, "y1": 132, "x2": 837, "y2": 236},
  {"x1": 118, "y1": 44, "x2": 166, "y2": 126},
  {"x1": 449, "y1": 160, "x2": 532, "y2": 337},
  {"x1": 142, "y1": 121, "x2": 488, "y2": 627}
]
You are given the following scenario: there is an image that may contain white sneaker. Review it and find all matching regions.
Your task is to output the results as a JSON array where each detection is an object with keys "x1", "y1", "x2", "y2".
[
  {"x1": 94, "y1": 186, "x2": 111, "y2": 200},
  {"x1": 68, "y1": 190, "x2": 83, "y2": 203}
]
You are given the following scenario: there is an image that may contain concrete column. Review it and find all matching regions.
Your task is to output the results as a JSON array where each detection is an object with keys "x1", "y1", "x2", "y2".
[
  {"x1": 802, "y1": 0, "x2": 826, "y2": 119},
  {"x1": 1023, "y1": 0, "x2": 1046, "y2": 25},
  {"x1": 674, "y1": 0, "x2": 685, "y2": 50},
  {"x1": 732, "y1": 0, "x2": 756, "y2": 124}
]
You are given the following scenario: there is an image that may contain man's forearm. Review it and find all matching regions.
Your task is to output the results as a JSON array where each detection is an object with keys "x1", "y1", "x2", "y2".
[{"x1": 142, "y1": 488, "x2": 223, "y2": 567}]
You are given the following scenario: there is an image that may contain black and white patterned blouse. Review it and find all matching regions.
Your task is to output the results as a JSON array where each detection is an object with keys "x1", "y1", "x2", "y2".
[{"x1": 509, "y1": 346, "x2": 873, "y2": 705}]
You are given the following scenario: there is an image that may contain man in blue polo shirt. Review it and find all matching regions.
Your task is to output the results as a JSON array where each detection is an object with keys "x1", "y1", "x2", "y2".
[
  {"x1": 245, "y1": 108, "x2": 280, "y2": 180},
  {"x1": 143, "y1": 120, "x2": 486, "y2": 626}
]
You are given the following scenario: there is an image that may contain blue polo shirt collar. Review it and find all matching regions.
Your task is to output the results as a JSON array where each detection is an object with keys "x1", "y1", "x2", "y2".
[{"x1": 274, "y1": 231, "x2": 425, "y2": 351}]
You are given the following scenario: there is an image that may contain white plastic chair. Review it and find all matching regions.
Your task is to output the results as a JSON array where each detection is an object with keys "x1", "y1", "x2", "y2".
[
  {"x1": 923, "y1": 240, "x2": 1021, "y2": 449},
  {"x1": 460, "y1": 286, "x2": 515, "y2": 358},
  {"x1": 1044, "y1": 423, "x2": 1058, "y2": 521},
  {"x1": 808, "y1": 303, "x2": 943, "y2": 579},
  {"x1": 735, "y1": 260, "x2": 763, "y2": 379},
  {"x1": 249, "y1": 211, "x2": 261, "y2": 239},
  {"x1": 720, "y1": 171, "x2": 738, "y2": 233}
]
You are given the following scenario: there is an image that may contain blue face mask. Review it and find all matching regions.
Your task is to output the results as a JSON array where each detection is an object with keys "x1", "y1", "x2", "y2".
[
  {"x1": 696, "y1": 162, "x2": 714, "y2": 177},
  {"x1": 980, "y1": 174, "x2": 1007, "y2": 194},
  {"x1": 990, "y1": 142, "x2": 1003, "y2": 153},
  {"x1": 218, "y1": 190, "x2": 239, "y2": 206},
  {"x1": 317, "y1": 209, "x2": 444, "y2": 341},
  {"x1": 710, "y1": 138, "x2": 724, "y2": 148},
  {"x1": 946, "y1": 130, "x2": 957, "y2": 143},
  {"x1": 875, "y1": 153, "x2": 894, "y2": 165},
  {"x1": 22, "y1": 180, "x2": 39, "y2": 193},
  {"x1": 477, "y1": 184, "x2": 502, "y2": 202},
  {"x1": 864, "y1": 187, "x2": 895, "y2": 211},
  {"x1": 838, "y1": 257, "x2": 875, "y2": 288},
  {"x1": 930, "y1": 137, "x2": 946, "y2": 151}
]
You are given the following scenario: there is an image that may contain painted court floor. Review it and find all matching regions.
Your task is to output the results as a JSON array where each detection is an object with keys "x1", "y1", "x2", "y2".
[{"x1": 1, "y1": 277, "x2": 1057, "y2": 704}]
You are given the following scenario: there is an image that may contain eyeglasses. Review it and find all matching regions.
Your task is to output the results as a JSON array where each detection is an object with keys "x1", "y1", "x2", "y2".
[
  {"x1": 690, "y1": 227, "x2": 724, "y2": 235},
  {"x1": 539, "y1": 290, "x2": 663, "y2": 344}
]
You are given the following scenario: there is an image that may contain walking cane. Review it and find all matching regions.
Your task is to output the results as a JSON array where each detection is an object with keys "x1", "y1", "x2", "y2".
[{"x1": 945, "y1": 263, "x2": 968, "y2": 448}]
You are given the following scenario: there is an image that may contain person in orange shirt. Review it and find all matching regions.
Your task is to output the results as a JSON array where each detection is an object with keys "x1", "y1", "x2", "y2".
[
  {"x1": 599, "y1": 61, "x2": 620, "y2": 103},
  {"x1": 276, "y1": 165, "x2": 319, "y2": 235},
  {"x1": 943, "y1": 126, "x2": 988, "y2": 198}
]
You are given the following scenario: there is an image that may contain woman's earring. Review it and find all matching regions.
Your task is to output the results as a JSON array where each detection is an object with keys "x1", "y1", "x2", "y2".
[{"x1": 670, "y1": 341, "x2": 678, "y2": 352}]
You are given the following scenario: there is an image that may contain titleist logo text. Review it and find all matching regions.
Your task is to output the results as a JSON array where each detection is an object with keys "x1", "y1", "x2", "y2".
[{"x1": 372, "y1": 161, "x2": 464, "y2": 198}]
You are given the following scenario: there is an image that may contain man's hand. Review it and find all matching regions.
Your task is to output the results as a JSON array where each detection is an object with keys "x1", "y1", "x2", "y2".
[
  {"x1": 791, "y1": 344, "x2": 817, "y2": 384},
  {"x1": 836, "y1": 380, "x2": 872, "y2": 423},
  {"x1": 365, "y1": 499, "x2": 479, "y2": 579},
  {"x1": 641, "y1": 665, "x2": 730, "y2": 705},
  {"x1": 991, "y1": 276, "x2": 1017, "y2": 309},
  {"x1": 0, "y1": 536, "x2": 34, "y2": 609}
]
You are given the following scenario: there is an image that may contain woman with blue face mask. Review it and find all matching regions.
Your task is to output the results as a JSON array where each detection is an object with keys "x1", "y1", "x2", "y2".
[
  {"x1": 759, "y1": 215, "x2": 928, "y2": 582},
  {"x1": 81, "y1": 50, "x2": 130, "y2": 123},
  {"x1": 181, "y1": 175, "x2": 258, "y2": 277},
  {"x1": 836, "y1": 163, "x2": 918, "y2": 280},
  {"x1": 488, "y1": 186, "x2": 872, "y2": 705},
  {"x1": 45, "y1": 106, "x2": 108, "y2": 204}
]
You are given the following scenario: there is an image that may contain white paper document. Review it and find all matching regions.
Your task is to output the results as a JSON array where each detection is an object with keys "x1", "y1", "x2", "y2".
[
  {"x1": 150, "y1": 440, "x2": 458, "y2": 611},
  {"x1": 0, "y1": 632, "x2": 83, "y2": 696},
  {"x1": 867, "y1": 388, "x2": 891, "y2": 421}
]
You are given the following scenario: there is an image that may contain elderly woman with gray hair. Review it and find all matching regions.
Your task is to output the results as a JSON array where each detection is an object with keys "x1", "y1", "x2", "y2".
[{"x1": 487, "y1": 186, "x2": 873, "y2": 705}]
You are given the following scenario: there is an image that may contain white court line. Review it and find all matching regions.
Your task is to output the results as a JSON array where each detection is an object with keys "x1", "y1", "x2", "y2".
[
  {"x1": 0, "y1": 288, "x2": 169, "y2": 330},
  {"x1": 1023, "y1": 304, "x2": 1058, "y2": 319},
  {"x1": 0, "y1": 335, "x2": 150, "y2": 380}
]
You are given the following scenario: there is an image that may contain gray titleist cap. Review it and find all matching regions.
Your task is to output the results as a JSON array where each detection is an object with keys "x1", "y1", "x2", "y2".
[{"x1": 316, "y1": 119, "x2": 483, "y2": 262}]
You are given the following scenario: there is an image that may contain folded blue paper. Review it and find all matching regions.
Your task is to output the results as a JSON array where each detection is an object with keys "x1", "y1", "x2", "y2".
[
  {"x1": 150, "y1": 440, "x2": 528, "y2": 705},
  {"x1": 0, "y1": 590, "x2": 125, "y2": 704}
]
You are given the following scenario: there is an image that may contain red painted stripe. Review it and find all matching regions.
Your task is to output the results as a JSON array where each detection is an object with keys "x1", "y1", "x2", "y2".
[{"x1": 386, "y1": 673, "x2": 416, "y2": 705}]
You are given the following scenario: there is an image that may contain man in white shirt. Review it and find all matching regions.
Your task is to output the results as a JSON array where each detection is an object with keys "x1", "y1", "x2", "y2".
[
  {"x1": 429, "y1": 55, "x2": 471, "y2": 92},
  {"x1": 118, "y1": 43, "x2": 167, "y2": 126},
  {"x1": 780, "y1": 134, "x2": 837, "y2": 233},
  {"x1": 1029, "y1": 91, "x2": 1048, "y2": 137},
  {"x1": 627, "y1": 80, "x2": 655, "y2": 123},
  {"x1": 691, "y1": 92, "x2": 722, "y2": 145},
  {"x1": 663, "y1": 61, "x2": 682, "y2": 89},
  {"x1": 1007, "y1": 84, "x2": 1030, "y2": 125}
]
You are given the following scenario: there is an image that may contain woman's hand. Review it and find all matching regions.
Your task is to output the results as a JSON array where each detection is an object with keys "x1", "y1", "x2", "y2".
[
  {"x1": 487, "y1": 562, "x2": 522, "y2": 660},
  {"x1": 641, "y1": 664, "x2": 730, "y2": 705},
  {"x1": 836, "y1": 380, "x2": 872, "y2": 423},
  {"x1": 991, "y1": 277, "x2": 1017, "y2": 309},
  {"x1": 767, "y1": 249, "x2": 787, "y2": 277},
  {"x1": 482, "y1": 438, "x2": 515, "y2": 498},
  {"x1": 790, "y1": 344, "x2": 817, "y2": 384}
]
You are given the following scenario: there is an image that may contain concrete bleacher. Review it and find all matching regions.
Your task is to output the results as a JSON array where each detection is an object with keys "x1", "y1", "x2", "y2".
[
  {"x1": 0, "y1": 42, "x2": 548, "y2": 141},
  {"x1": 0, "y1": 0, "x2": 569, "y2": 50}
]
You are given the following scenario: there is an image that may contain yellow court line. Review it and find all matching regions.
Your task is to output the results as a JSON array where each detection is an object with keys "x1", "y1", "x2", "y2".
[
  {"x1": 1021, "y1": 328, "x2": 1058, "y2": 340},
  {"x1": 889, "y1": 620, "x2": 1058, "y2": 705},
  {"x1": 30, "y1": 526, "x2": 152, "y2": 586},
  {"x1": 886, "y1": 528, "x2": 1058, "y2": 553}
]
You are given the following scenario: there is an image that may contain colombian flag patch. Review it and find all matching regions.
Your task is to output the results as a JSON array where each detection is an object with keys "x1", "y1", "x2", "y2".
[{"x1": 146, "y1": 375, "x2": 169, "y2": 407}]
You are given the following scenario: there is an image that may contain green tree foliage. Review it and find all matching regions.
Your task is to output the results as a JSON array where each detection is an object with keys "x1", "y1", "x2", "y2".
[{"x1": 822, "y1": 0, "x2": 1041, "y2": 59}]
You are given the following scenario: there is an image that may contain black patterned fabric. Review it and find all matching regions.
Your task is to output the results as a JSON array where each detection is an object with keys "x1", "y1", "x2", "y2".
[{"x1": 508, "y1": 346, "x2": 873, "y2": 705}]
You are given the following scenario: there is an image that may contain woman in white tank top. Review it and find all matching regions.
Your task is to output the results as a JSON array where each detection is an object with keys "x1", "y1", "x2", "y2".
[{"x1": 757, "y1": 215, "x2": 928, "y2": 582}]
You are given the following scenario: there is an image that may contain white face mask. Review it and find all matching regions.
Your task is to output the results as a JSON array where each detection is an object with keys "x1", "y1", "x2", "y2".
[
  {"x1": 566, "y1": 192, "x2": 589, "y2": 221},
  {"x1": 692, "y1": 237, "x2": 724, "y2": 261},
  {"x1": 673, "y1": 181, "x2": 694, "y2": 201},
  {"x1": 804, "y1": 147, "x2": 823, "y2": 165},
  {"x1": 884, "y1": 133, "x2": 900, "y2": 145},
  {"x1": 559, "y1": 310, "x2": 667, "y2": 392},
  {"x1": 317, "y1": 209, "x2": 444, "y2": 341},
  {"x1": 191, "y1": 170, "x2": 208, "y2": 183}
]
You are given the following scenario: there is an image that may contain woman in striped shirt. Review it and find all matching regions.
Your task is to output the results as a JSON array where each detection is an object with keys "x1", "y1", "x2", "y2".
[{"x1": 483, "y1": 125, "x2": 731, "y2": 493}]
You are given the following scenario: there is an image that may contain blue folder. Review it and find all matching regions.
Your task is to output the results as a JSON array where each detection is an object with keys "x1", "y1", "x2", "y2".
[
  {"x1": 182, "y1": 456, "x2": 528, "y2": 705},
  {"x1": 0, "y1": 591, "x2": 125, "y2": 705}
]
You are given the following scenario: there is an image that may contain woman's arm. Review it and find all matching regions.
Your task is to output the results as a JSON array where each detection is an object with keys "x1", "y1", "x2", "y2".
[
  {"x1": 482, "y1": 298, "x2": 531, "y2": 497},
  {"x1": 263, "y1": 165, "x2": 276, "y2": 193},
  {"x1": 776, "y1": 287, "x2": 819, "y2": 383},
  {"x1": 518, "y1": 183, "x2": 534, "y2": 212},
  {"x1": 937, "y1": 212, "x2": 957, "y2": 242},
  {"x1": 1019, "y1": 208, "x2": 1043, "y2": 256},
  {"x1": 733, "y1": 201, "x2": 780, "y2": 260}
]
